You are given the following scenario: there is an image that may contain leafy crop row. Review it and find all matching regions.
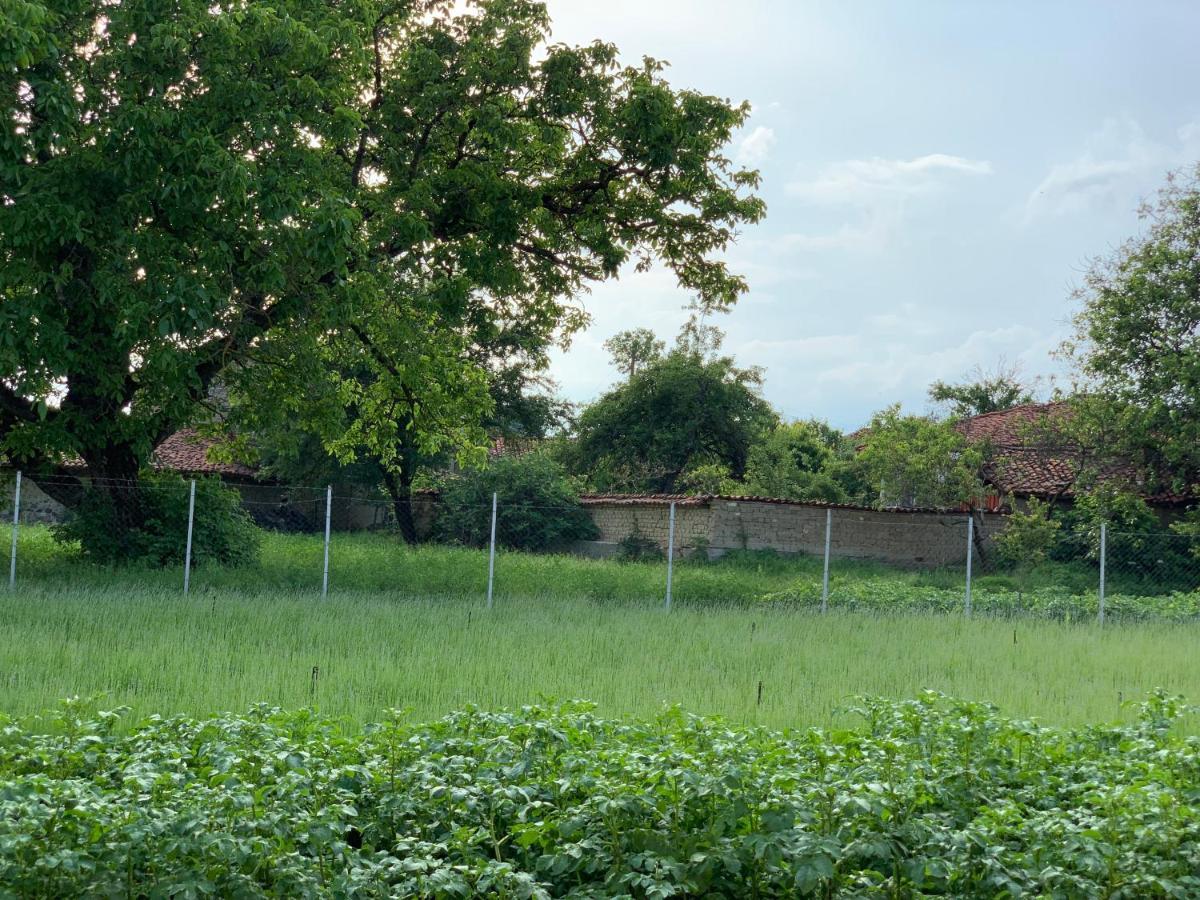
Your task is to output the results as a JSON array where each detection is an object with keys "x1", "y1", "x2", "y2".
[
  {"x1": 2, "y1": 694, "x2": 1198, "y2": 897},
  {"x1": 759, "y1": 577, "x2": 1200, "y2": 622}
]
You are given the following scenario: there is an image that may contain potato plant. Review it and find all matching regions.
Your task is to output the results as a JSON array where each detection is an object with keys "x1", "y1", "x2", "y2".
[{"x1": 1, "y1": 693, "x2": 1198, "y2": 897}]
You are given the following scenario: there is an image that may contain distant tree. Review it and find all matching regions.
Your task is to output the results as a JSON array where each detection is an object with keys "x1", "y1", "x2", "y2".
[
  {"x1": 1062, "y1": 165, "x2": 1200, "y2": 493},
  {"x1": 929, "y1": 362, "x2": 1036, "y2": 418},
  {"x1": 857, "y1": 405, "x2": 984, "y2": 508},
  {"x1": 673, "y1": 312, "x2": 728, "y2": 360},
  {"x1": 604, "y1": 329, "x2": 666, "y2": 379},
  {"x1": 571, "y1": 350, "x2": 777, "y2": 493}
]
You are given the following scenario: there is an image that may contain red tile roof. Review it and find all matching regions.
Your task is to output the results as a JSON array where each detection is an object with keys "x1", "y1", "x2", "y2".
[
  {"x1": 950, "y1": 402, "x2": 1190, "y2": 504},
  {"x1": 952, "y1": 402, "x2": 1082, "y2": 499},
  {"x1": 151, "y1": 429, "x2": 257, "y2": 478}
]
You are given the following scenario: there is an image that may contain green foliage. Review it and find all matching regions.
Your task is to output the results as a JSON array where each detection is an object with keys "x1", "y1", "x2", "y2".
[
  {"x1": 1065, "y1": 165, "x2": 1200, "y2": 491},
  {"x1": 0, "y1": 0, "x2": 763, "y2": 499},
  {"x1": 603, "y1": 327, "x2": 665, "y2": 379},
  {"x1": 435, "y1": 452, "x2": 597, "y2": 552},
  {"x1": 995, "y1": 498, "x2": 1060, "y2": 569},
  {"x1": 928, "y1": 362, "x2": 1036, "y2": 418},
  {"x1": 51, "y1": 474, "x2": 259, "y2": 566},
  {"x1": 2, "y1": 694, "x2": 1200, "y2": 896},
  {"x1": 676, "y1": 461, "x2": 737, "y2": 495},
  {"x1": 615, "y1": 521, "x2": 664, "y2": 562},
  {"x1": 856, "y1": 405, "x2": 984, "y2": 508},
  {"x1": 742, "y1": 421, "x2": 850, "y2": 502},
  {"x1": 1050, "y1": 484, "x2": 1168, "y2": 576},
  {"x1": 572, "y1": 349, "x2": 777, "y2": 492}
]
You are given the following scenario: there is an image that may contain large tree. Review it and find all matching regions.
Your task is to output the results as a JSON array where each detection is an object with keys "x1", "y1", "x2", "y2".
[
  {"x1": 570, "y1": 340, "x2": 777, "y2": 493},
  {"x1": 0, "y1": 0, "x2": 763, "y2": 516},
  {"x1": 1064, "y1": 165, "x2": 1200, "y2": 493}
]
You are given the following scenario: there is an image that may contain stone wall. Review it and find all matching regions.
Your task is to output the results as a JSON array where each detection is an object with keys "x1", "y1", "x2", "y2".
[
  {"x1": 578, "y1": 496, "x2": 1006, "y2": 568},
  {"x1": 0, "y1": 472, "x2": 67, "y2": 525}
]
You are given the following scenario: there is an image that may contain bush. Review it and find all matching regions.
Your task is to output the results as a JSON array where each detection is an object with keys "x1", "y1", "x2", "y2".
[
  {"x1": 615, "y1": 521, "x2": 664, "y2": 562},
  {"x1": 53, "y1": 474, "x2": 260, "y2": 566},
  {"x1": 435, "y1": 452, "x2": 598, "y2": 552}
]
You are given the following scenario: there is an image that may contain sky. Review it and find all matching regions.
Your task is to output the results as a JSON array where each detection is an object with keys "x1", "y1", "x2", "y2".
[{"x1": 536, "y1": 0, "x2": 1200, "y2": 430}]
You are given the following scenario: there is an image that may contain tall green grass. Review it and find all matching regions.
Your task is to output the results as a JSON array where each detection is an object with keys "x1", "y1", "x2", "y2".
[
  {"x1": 0, "y1": 523, "x2": 1122, "y2": 605},
  {"x1": 1, "y1": 579, "x2": 1195, "y2": 730}
]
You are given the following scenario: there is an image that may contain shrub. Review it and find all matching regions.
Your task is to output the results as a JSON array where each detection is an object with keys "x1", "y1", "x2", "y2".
[
  {"x1": 53, "y1": 473, "x2": 260, "y2": 566},
  {"x1": 435, "y1": 452, "x2": 598, "y2": 552},
  {"x1": 995, "y1": 497, "x2": 1060, "y2": 570},
  {"x1": 615, "y1": 521, "x2": 664, "y2": 562}
]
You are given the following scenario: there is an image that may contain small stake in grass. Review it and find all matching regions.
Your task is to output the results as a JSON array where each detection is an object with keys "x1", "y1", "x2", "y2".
[
  {"x1": 310, "y1": 665, "x2": 320, "y2": 700},
  {"x1": 757, "y1": 680, "x2": 763, "y2": 707}
]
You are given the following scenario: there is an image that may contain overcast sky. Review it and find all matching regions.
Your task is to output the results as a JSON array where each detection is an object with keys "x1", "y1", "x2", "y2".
[{"x1": 537, "y1": 0, "x2": 1200, "y2": 430}]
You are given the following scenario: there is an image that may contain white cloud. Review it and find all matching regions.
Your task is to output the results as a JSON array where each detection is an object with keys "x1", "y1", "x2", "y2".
[
  {"x1": 780, "y1": 153, "x2": 993, "y2": 253},
  {"x1": 736, "y1": 126, "x2": 776, "y2": 165},
  {"x1": 787, "y1": 153, "x2": 993, "y2": 204},
  {"x1": 1024, "y1": 115, "x2": 1200, "y2": 221}
]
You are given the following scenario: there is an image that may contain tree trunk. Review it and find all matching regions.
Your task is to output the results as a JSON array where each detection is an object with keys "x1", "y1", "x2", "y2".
[{"x1": 382, "y1": 468, "x2": 418, "y2": 544}]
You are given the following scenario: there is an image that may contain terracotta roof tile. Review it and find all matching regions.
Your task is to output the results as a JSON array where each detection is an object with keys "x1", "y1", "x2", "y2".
[{"x1": 151, "y1": 430, "x2": 257, "y2": 478}]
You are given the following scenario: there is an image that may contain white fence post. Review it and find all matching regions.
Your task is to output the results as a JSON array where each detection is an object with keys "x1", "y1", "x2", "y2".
[
  {"x1": 821, "y1": 508, "x2": 832, "y2": 613},
  {"x1": 322, "y1": 484, "x2": 332, "y2": 598},
  {"x1": 183, "y1": 479, "x2": 196, "y2": 595},
  {"x1": 9, "y1": 471, "x2": 21, "y2": 590},
  {"x1": 1098, "y1": 521, "x2": 1107, "y2": 625},
  {"x1": 964, "y1": 514, "x2": 974, "y2": 618},
  {"x1": 665, "y1": 501, "x2": 676, "y2": 611},
  {"x1": 486, "y1": 492, "x2": 498, "y2": 609}
]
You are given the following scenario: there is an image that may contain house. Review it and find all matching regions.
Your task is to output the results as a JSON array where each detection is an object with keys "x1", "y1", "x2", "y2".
[{"x1": 953, "y1": 402, "x2": 1191, "y2": 511}]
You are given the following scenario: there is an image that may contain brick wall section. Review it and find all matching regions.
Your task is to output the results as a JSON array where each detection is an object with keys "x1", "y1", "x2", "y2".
[{"x1": 580, "y1": 497, "x2": 1006, "y2": 568}]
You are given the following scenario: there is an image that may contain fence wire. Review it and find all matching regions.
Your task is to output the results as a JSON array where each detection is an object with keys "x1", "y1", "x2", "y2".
[{"x1": 3, "y1": 470, "x2": 1200, "y2": 623}]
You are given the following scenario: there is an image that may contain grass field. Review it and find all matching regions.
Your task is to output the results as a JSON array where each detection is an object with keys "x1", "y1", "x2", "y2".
[
  {"x1": 2, "y1": 525, "x2": 1198, "y2": 731},
  {"x1": 3, "y1": 579, "x2": 1198, "y2": 730}
]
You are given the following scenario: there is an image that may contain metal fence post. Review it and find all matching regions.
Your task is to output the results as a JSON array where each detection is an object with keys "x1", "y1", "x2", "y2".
[
  {"x1": 964, "y1": 514, "x2": 974, "y2": 618},
  {"x1": 821, "y1": 508, "x2": 832, "y2": 613},
  {"x1": 322, "y1": 484, "x2": 332, "y2": 598},
  {"x1": 9, "y1": 471, "x2": 21, "y2": 590},
  {"x1": 486, "y1": 492, "x2": 498, "y2": 609},
  {"x1": 183, "y1": 479, "x2": 196, "y2": 596},
  {"x1": 1098, "y1": 521, "x2": 1107, "y2": 625},
  {"x1": 665, "y1": 501, "x2": 676, "y2": 611}
]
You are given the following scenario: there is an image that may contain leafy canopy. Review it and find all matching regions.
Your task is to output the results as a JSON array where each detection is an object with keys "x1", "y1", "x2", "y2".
[
  {"x1": 571, "y1": 339, "x2": 777, "y2": 493},
  {"x1": 1063, "y1": 165, "x2": 1200, "y2": 492},
  {"x1": 928, "y1": 362, "x2": 1036, "y2": 419},
  {"x1": 857, "y1": 405, "x2": 984, "y2": 509},
  {"x1": 0, "y1": 0, "x2": 764, "y2": 489}
]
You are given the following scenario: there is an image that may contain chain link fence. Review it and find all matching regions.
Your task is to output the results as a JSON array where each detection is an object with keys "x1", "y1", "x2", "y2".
[{"x1": 3, "y1": 471, "x2": 1199, "y2": 622}]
